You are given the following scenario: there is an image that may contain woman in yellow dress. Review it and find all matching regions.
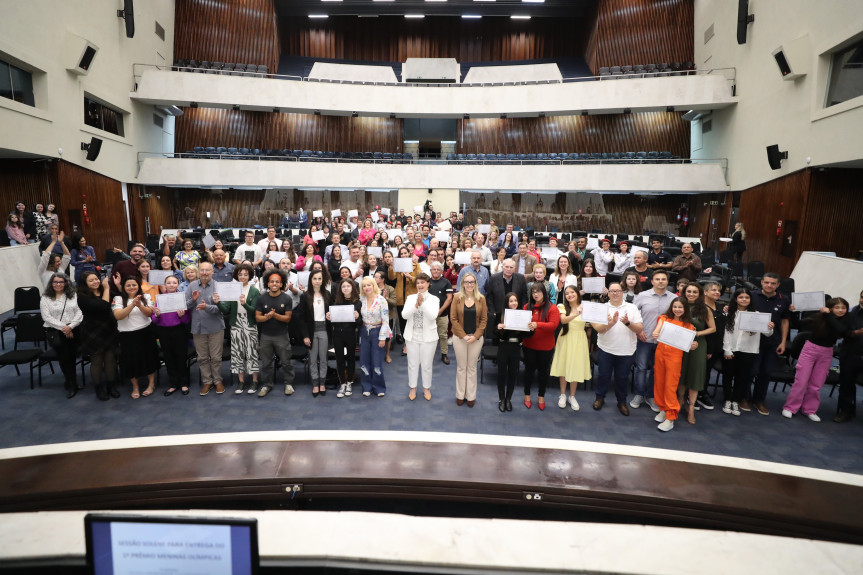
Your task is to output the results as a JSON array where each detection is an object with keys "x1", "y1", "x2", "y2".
[{"x1": 550, "y1": 285, "x2": 593, "y2": 411}]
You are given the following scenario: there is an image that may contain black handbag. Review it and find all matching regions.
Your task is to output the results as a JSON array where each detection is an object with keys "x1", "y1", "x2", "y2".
[{"x1": 46, "y1": 297, "x2": 68, "y2": 347}]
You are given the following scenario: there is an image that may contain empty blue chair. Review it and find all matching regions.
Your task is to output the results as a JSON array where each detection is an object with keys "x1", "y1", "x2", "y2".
[
  {"x1": 636, "y1": 151, "x2": 648, "y2": 162},
  {"x1": 403, "y1": 152, "x2": 413, "y2": 161},
  {"x1": 647, "y1": 151, "x2": 659, "y2": 163},
  {"x1": 476, "y1": 154, "x2": 486, "y2": 161},
  {"x1": 466, "y1": 154, "x2": 477, "y2": 162},
  {"x1": 537, "y1": 153, "x2": 548, "y2": 162},
  {"x1": 446, "y1": 153, "x2": 456, "y2": 162},
  {"x1": 659, "y1": 151, "x2": 672, "y2": 162},
  {"x1": 393, "y1": 153, "x2": 403, "y2": 163}
]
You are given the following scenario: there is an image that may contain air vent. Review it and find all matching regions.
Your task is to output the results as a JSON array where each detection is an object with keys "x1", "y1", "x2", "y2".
[
  {"x1": 702, "y1": 119, "x2": 712, "y2": 134},
  {"x1": 155, "y1": 21, "x2": 165, "y2": 41},
  {"x1": 153, "y1": 113, "x2": 164, "y2": 128},
  {"x1": 704, "y1": 23, "x2": 714, "y2": 45}
]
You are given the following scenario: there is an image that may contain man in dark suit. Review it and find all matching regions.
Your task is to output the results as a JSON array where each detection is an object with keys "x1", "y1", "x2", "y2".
[
  {"x1": 486, "y1": 259, "x2": 528, "y2": 326},
  {"x1": 511, "y1": 242, "x2": 538, "y2": 280}
]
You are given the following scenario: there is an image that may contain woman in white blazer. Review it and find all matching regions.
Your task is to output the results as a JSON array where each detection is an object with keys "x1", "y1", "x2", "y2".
[{"x1": 401, "y1": 272, "x2": 441, "y2": 401}]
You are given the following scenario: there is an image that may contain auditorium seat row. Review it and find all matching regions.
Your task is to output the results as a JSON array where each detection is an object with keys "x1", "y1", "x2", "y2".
[
  {"x1": 173, "y1": 60, "x2": 269, "y2": 77},
  {"x1": 445, "y1": 152, "x2": 684, "y2": 164},
  {"x1": 598, "y1": 62, "x2": 695, "y2": 78},
  {"x1": 181, "y1": 148, "x2": 414, "y2": 162}
]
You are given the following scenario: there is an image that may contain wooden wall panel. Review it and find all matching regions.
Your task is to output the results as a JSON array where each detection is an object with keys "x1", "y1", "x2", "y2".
[
  {"x1": 127, "y1": 185, "x2": 176, "y2": 243},
  {"x1": 737, "y1": 170, "x2": 811, "y2": 278},
  {"x1": 689, "y1": 192, "x2": 733, "y2": 254},
  {"x1": 0, "y1": 159, "x2": 57, "y2": 218},
  {"x1": 280, "y1": 17, "x2": 588, "y2": 62},
  {"x1": 175, "y1": 108, "x2": 403, "y2": 154},
  {"x1": 585, "y1": 0, "x2": 694, "y2": 74},
  {"x1": 174, "y1": 0, "x2": 280, "y2": 71},
  {"x1": 458, "y1": 113, "x2": 689, "y2": 157},
  {"x1": 798, "y1": 169, "x2": 863, "y2": 262}
]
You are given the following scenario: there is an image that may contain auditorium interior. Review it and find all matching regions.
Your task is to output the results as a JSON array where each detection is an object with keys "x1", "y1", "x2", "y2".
[{"x1": 1, "y1": 1, "x2": 863, "y2": 573}]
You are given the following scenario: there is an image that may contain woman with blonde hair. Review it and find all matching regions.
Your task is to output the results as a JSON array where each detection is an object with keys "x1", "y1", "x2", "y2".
[
  {"x1": 450, "y1": 271, "x2": 487, "y2": 407},
  {"x1": 359, "y1": 276, "x2": 390, "y2": 397},
  {"x1": 730, "y1": 222, "x2": 746, "y2": 262}
]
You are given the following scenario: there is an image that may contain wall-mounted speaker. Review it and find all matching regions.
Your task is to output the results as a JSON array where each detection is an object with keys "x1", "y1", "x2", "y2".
[
  {"x1": 81, "y1": 137, "x2": 103, "y2": 162},
  {"x1": 766, "y1": 145, "x2": 787, "y2": 170},
  {"x1": 736, "y1": 0, "x2": 754, "y2": 45},
  {"x1": 64, "y1": 31, "x2": 99, "y2": 76},
  {"x1": 117, "y1": 0, "x2": 135, "y2": 39},
  {"x1": 771, "y1": 35, "x2": 810, "y2": 80}
]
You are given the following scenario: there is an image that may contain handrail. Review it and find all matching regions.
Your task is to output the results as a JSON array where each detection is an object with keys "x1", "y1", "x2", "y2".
[{"x1": 132, "y1": 63, "x2": 737, "y2": 90}]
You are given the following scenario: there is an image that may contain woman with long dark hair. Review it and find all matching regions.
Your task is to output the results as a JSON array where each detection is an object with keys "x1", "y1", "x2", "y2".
[
  {"x1": 620, "y1": 270, "x2": 644, "y2": 303},
  {"x1": 651, "y1": 297, "x2": 697, "y2": 432},
  {"x1": 112, "y1": 276, "x2": 159, "y2": 398},
  {"x1": 152, "y1": 274, "x2": 192, "y2": 396},
  {"x1": 495, "y1": 292, "x2": 525, "y2": 412},
  {"x1": 327, "y1": 244, "x2": 344, "y2": 279},
  {"x1": 722, "y1": 288, "x2": 771, "y2": 416},
  {"x1": 298, "y1": 269, "x2": 331, "y2": 396},
  {"x1": 550, "y1": 285, "x2": 591, "y2": 411},
  {"x1": 70, "y1": 235, "x2": 98, "y2": 283},
  {"x1": 677, "y1": 283, "x2": 716, "y2": 424},
  {"x1": 329, "y1": 278, "x2": 362, "y2": 398},
  {"x1": 76, "y1": 271, "x2": 119, "y2": 400},
  {"x1": 296, "y1": 242, "x2": 322, "y2": 272},
  {"x1": 40, "y1": 272, "x2": 83, "y2": 398},
  {"x1": 521, "y1": 281, "x2": 561, "y2": 410},
  {"x1": 577, "y1": 258, "x2": 608, "y2": 302},
  {"x1": 5, "y1": 213, "x2": 27, "y2": 246}
]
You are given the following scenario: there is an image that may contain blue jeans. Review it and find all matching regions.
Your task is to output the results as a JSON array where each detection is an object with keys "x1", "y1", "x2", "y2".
[
  {"x1": 596, "y1": 348, "x2": 635, "y2": 404},
  {"x1": 634, "y1": 340, "x2": 656, "y2": 399},
  {"x1": 359, "y1": 326, "x2": 386, "y2": 394}
]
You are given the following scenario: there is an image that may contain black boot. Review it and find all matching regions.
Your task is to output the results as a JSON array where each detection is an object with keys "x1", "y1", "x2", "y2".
[
  {"x1": 108, "y1": 381, "x2": 121, "y2": 398},
  {"x1": 95, "y1": 381, "x2": 110, "y2": 401},
  {"x1": 65, "y1": 382, "x2": 77, "y2": 399}
]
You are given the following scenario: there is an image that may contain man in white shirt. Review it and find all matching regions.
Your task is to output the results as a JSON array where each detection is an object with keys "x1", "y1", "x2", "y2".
[
  {"x1": 473, "y1": 233, "x2": 493, "y2": 264},
  {"x1": 590, "y1": 283, "x2": 643, "y2": 416},
  {"x1": 341, "y1": 244, "x2": 363, "y2": 279},
  {"x1": 257, "y1": 226, "x2": 278, "y2": 253},
  {"x1": 234, "y1": 231, "x2": 263, "y2": 267}
]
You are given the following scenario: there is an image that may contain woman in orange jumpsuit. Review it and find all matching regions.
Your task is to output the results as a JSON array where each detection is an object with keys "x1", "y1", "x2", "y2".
[{"x1": 651, "y1": 297, "x2": 697, "y2": 432}]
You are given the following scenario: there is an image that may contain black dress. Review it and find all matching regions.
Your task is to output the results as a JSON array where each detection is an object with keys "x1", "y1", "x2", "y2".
[{"x1": 76, "y1": 294, "x2": 119, "y2": 355}]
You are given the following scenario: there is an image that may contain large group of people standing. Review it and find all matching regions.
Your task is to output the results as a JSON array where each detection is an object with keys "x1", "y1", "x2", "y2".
[{"x1": 16, "y1": 202, "x2": 863, "y2": 430}]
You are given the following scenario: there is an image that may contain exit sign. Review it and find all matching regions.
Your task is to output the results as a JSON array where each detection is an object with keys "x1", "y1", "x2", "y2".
[{"x1": 709, "y1": 201, "x2": 719, "y2": 205}]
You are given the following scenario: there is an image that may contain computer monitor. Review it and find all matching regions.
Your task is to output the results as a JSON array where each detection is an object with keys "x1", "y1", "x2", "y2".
[{"x1": 85, "y1": 514, "x2": 259, "y2": 575}]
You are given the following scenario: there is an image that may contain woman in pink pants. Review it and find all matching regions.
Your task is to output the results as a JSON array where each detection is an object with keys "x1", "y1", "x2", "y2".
[{"x1": 782, "y1": 298, "x2": 851, "y2": 422}]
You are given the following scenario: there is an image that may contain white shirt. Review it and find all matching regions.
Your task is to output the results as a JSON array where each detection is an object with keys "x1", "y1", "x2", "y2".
[
  {"x1": 592, "y1": 248, "x2": 615, "y2": 275},
  {"x1": 234, "y1": 243, "x2": 263, "y2": 264},
  {"x1": 257, "y1": 237, "x2": 277, "y2": 254},
  {"x1": 723, "y1": 319, "x2": 773, "y2": 355},
  {"x1": 419, "y1": 261, "x2": 431, "y2": 276},
  {"x1": 342, "y1": 258, "x2": 361, "y2": 277},
  {"x1": 596, "y1": 301, "x2": 642, "y2": 356},
  {"x1": 613, "y1": 252, "x2": 633, "y2": 274},
  {"x1": 549, "y1": 272, "x2": 579, "y2": 292},
  {"x1": 112, "y1": 294, "x2": 154, "y2": 332}
]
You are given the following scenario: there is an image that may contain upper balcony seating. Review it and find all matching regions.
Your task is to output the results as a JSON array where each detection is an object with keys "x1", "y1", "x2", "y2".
[{"x1": 598, "y1": 61, "x2": 694, "y2": 79}]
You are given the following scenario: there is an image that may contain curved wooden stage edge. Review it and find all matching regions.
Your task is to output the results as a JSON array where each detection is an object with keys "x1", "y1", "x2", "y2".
[{"x1": 2, "y1": 431, "x2": 862, "y2": 546}]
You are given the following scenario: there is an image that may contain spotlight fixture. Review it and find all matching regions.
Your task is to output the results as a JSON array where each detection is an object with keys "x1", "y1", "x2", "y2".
[
  {"x1": 232, "y1": 105, "x2": 240, "y2": 111},
  {"x1": 351, "y1": 111, "x2": 359, "y2": 117},
  {"x1": 389, "y1": 113, "x2": 396, "y2": 119},
  {"x1": 538, "y1": 112, "x2": 546, "y2": 118},
  {"x1": 581, "y1": 110, "x2": 588, "y2": 116},
  {"x1": 190, "y1": 102, "x2": 198, "y2": 108},
  {"x1": 623, "y1": 108, "x2": 632, "y2": 114},
  {"x1": 314, "y1": 110, "x2": 321, "y2": 116},
  {"x1": 666, "y1": 106, "x2": 675, "y2": 112},
  {"x1": 463, "y1": 113, "x2": 470, "y2": 119},
  {"x1": 273, "y1": 107, "x2": 280, "y2": 113},
  {"x1": 500, "y1": 113, "x2": 507, "y2": 119}
]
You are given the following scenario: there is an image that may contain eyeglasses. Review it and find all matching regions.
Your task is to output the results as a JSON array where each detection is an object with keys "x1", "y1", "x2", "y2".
[
  {"x1": 608, "y1": 289, "x2": 623, "y2": 293},
  {"x1": 463, "y1": 280, "x2": 476, "y2": 285},
  {"x1": 52, "y1": 280, "x2": 66, "y2": 285}
]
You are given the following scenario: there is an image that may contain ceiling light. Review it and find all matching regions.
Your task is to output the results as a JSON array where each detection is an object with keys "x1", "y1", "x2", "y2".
[
  {"x1": 511, "y1": 15, "x2": 531, "y2": 20},
  {"x1": 462, "y1": 14, "x2": 482, "y2": 18},
  {"x1": 308, "y1": 14, "x2": 328, "y2": 19},
  {"x1": 474, "y1": 0, "x2": 496, "y2": 2},
  {"x1": 405, "y1": 14, "x2": 425, "y2": 18},
  {"x1": 522, "y1": 0, "x2": 545, "y2": 3},
  {"x1": 425, "y1": 0, "x2": 447, "y2": 2}
]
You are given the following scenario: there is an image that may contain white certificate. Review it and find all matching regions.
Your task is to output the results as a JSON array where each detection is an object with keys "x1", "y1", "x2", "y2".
[
  {"x1": 581, "y1": 277, "x2": 606, "y2": 294},
  {"x1": 504, "y1": 309, "x2": 532, "y2": 331},
  {"x1": 580, "y1": 301, "x2": 609, "y2": 325},
  {"x1": 268, "y1": 251, "x2": 286, "y2": 264},
  {"x1": 215, "y1": 280, "x2": 242, "y2": 302},
  {"x1": 312, "y1": 210, "x2": 323, "y2": 218},
  {"x1": 719, "y1": 237, "x2": 732, "y2": 242},
  {"x1": 586, "y1": 237, "x2": 599, "y2": 250},
  {"x1": 370, "y1": 211, "x2": 379, "y2": 222},
  {"x1": 348, "y1": 209, "x2": 359, "y2": 218},
  {"x1": 329, "y1": 304, "x2": 356, "y2": 323},
  {"x1": 311, "y1": 230, "x2": 325, "y2": 241},
  {"x1": 438, "y1": 220, "x2": 452, "y2": 231},
  {"x1": 296, "y1": 271, "x2": 310, "y2": 289},
  {"x1": 394, "y1": 258, "x2": 414, "y2": 273},
  {"x1": 367, "y1": 247, "x2": 383, "y2": 258},
  {"x1": 148, "y1": 270, "x2": 173, "y2": 286},
  {"x1": 454, "y1": 251, "x2": 472, "y2": 265},
  {"x1": 331, "y1": 209, "x2": 341, "y2": 218},
  {"x1": 381, "y1": 208, "x2": 391, "y2": 216},
  {"x1": 792, "y1": 291, "x2": 825, "y2": 312},
  {"x1": 541, "y1": 247, "x2": 560, "y2": 261},
  {"x1": 657, "y1": 321, "x2": 697, "y2": 352},
  {"x1": 156, "y1": 292, "x2": 186, "y2": 313},
  {"x1": 202, "y1": 233, "x2": 216, "y2": 249},
  {"x1": 738, "y1": 311, "x2": 772, "y2": 334},
  {"x1": 414, "y1": 205, "x2": 423, "y2": 214},
  {"x1": 435, "y1": 230, "x2": 451, "y2": 243},
  {"x1": 477, "y1": 224, "x2": 491, "y2": 234}
]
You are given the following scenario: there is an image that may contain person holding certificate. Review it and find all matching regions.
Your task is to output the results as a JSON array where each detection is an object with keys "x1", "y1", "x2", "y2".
[
  {"x1": 152, "y1": 275, "x2": 192, "y2": 396},
  {"x1": 722, "y1": 289, "x2": 772, "y2": 416},
  {"x1": 216, "y1": 264, "x2": 260, "y2": 395},
  {"x1": 402, "y1": 273, "x2": 441, "y2": 401},
  {"x1": 677, "y1": 284, "x2": 716, "y2": 425},
  {"x1": 75, "y1": 272, "x2": 120, "y2": 401},
  {"x1": 495, "y1": 293, "x2": 527, "y2": 412},
  {"x1": 577, "y1": 259, "x2": 608, "y2": 302},
  {"x1": 782, "y1": 297, "x2": 852, "y2": 422},
  {"x1": 112, "y1": 276, "x2": 159, "y2": 399},
  {"x1": 549, "y1": 256, "x2": 578, "y2": 305},
  {"x1": 747, "y1": 273, "x2": 792, "y2": 415},
  {"x1": 296, "y1": 270, "x2": 332, "y2": 397},
  {"x1": 328, "y1": 279, "x2": 363, "y2": 398},
  {"x1": 450, "y1": 272, "x2": 487, "y2": 407},
  {"x1": 388, "y1": 246, "x2": 420, "y2": 356},
  {"x1": 358, "y1": 277, "x2": 390, "y2": 397},
  {"x1": 521, "y1": 283, "x2": 561, "y2": 410},
  {"x1": 651, "y1": 298, "x2": 697, "y2": 431},
  {"x1": 549, "y1": 286, "x2": 591, "y2": 411}
]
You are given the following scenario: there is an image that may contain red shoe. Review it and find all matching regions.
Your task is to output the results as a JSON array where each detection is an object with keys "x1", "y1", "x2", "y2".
[
  {"x1": 524, "y1": 398, "x2": 532, "y2": 409},
  {"x1": 538, "y1": 399, "x2": 546, "y2": 411}
]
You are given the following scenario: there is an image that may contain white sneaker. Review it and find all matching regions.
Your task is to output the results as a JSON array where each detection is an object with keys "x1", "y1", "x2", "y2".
[
  {"x1": 629, "y1": 394, "x2": 644, "y2": 409},
  {"x1": 345, "y1": 382, "x2": 353, "y2": 396},
  {"x1": 657, "y1": 419, "x2": 674, "y2": 432},
  {"x1": 654, "y1": 411, "x2": 667, "y2": 423},
  {"x1": 284, "y1": 384, "x2": 295, "y2": 395},
  {"x1": 646, "y1": 398, "x2": 660, "y2": 413},
  {"x1": 246, "y1": 383, "x2": 258, "y2": 394},
  {"x1": 722, "y1": 401, "x2": 732, "y2": 414},
  {"x1": 731, "y1": 402, "x2": 741, "y2": 416},
  {"x1": 558, "y1": 394, "x2": 567, "y2": 409},
  {"x1": 377, "y1": 392, "x2": 386, "y2": 397},
  {"x1": 337, "y1": 384, "x2": 346, "y2": 398},
  {"x1": 806, "y1": 413, "x2": 821, "y2": 422},
  {"x1": 569, "y1": 396, "x2": 580, "y2": 411},
  {"x1": 781, "y1": 409, "x2": 793, "y2": 419},
  {"x1": 235, "y1": 383, "x2": 246, "y2": 395},
  {"x1": 362, "y1": 391, "x2": 371, "y2": 397}
]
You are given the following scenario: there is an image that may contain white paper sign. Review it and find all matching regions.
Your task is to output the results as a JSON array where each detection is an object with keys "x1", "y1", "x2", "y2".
[
  {"x1": 435, "y1": 230, "x2": 451, "y2": 243},
  {"x1": 581, "y1": 277, "x2": 606, "y2": 294},
  {"x1": 414, "y1": 205, "x2": 423, "y2": 214},
  {"x1": 214, "y1": 281, "x2": 242, "y2": 302},
  {"x1": 580, "y1": 301, "x2": 609, "y2": 325},
  {"x1": 454, "y1": 252, "x2": 472, "y2": 265},
  {"x1": 331, "y1": 209, "x2": 341, "y2": 218},
  {"x1": 586, "y1": 237, "x2": 599, "y2": 250},
  {"x1": 311, "y1": 230, "x2": 325, "y2": 241},
  {"x1": 329, "y1": 304, "x2": 357, "y2": 323},
  {"x1": 202, "y1": 234, "x2": 216, "y2": 249},
  {"x1": 312, "y1": 210, "x2": 323, "y2": 218},
  {"x1": 148, "y1": 270, "x2": 173, "y2": 286},
  {"x1": 368, "y1": 247, "x2": 383, "y2": 258},
  {"x1": 394, "y1": 258, "x2": 414, "y2": 273},
  {"x1": 438, "y1": 220, "x2": 452, "y2": 231},
  {"x1": 503, "y1": 309, "x2": 532, "y2": 331},
  {"x1": 156, "y1": 292, "x2": 187, "y2": 313},
  {"x1": 381, "y1": 208, "x2": 391, "y2": 216},
  {"x1": 738, "y1": 311, "x2": 772, "y2": 334},
  {"x1": 348, "y1": 209, "x2": 359, "y2": 218},
  {"x1": 657, "y1": 320, "x2": 697, "y2": 352},
  {"x1": 296, "y1": 271, "x2": 310, "y2": 289},
  {"x1": 268, "y1": 251, "x2": 287, "y2": 264},
  {"x1": 370, "y1": 211, "x2": 379, "y2": 222},
  {"x1": 541, "y1": 248, "x2": 560, "y2": 261},
  {"x1": 477, "y1": 224, "x2": 491, "y2": 234},
  {"x1": 792, "y1": 291, "x2": 825, "y2": 312}
]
